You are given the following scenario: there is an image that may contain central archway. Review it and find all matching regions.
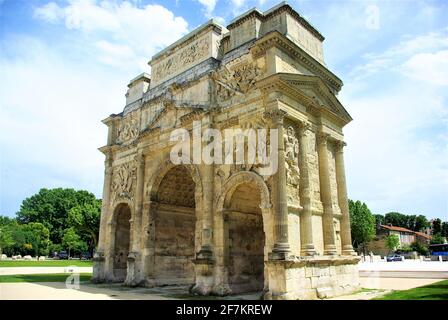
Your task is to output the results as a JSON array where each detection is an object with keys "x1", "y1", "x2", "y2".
[{"x1": 152, "y1": 165, "x2": 197, "y2": 285}]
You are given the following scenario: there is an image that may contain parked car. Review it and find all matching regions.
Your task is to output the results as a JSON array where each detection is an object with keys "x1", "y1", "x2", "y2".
[
  {"x1": 386, "y1": 254, "x2": 404, "y2": 262},
  {"x1": 58, "y1": 251, "x2": 69, "y2": 260},
  {"x1": 80, "y1": 252, "x2": 92, "y2": 260}
]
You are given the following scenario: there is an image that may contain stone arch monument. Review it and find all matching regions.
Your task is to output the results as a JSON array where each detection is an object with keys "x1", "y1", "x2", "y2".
[{"x1": 93, "y1": 2, "x2": 360, "y2": 299}]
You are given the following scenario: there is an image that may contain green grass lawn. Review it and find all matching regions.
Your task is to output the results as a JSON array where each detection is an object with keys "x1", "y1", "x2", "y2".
[
  {"x1": 375, "y1": 280, "x2": 448, "y2": 300},
  {"x1": 0, "y1": 260, "x2": 93, "y2": 267},
  {"x1": 0, "y1": 273, "x2": 92, "y2": 283}
]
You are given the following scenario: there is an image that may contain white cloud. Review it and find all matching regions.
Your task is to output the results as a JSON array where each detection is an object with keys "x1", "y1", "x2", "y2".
[
  {"x1": 231, "y1": 0, "x2": 246, "y2": 7},
  {"x1": 33, "y1": 2, "x2": 64, "y2": 23},
  {"x1": 341, "y1": 29, "x2": 448, "y2": 218},
  {"x1": 400, "y1": 50, "x2": 448, "y2": 86},
  {"x1": 0, "y1": 36, "x2": 124, "y2": 213},
  {"x1": 197, "y1": 0, "x2": 218, "y2": 17},
  {"x1": 1, "y1": 1, "x2": 190, "y2": 215},
  {"x1": 351, "y1": 30, "x2": 448, "y2": 82},
  {"x1": 33, "y1": 1, "x2": 189, "y2": 72}
]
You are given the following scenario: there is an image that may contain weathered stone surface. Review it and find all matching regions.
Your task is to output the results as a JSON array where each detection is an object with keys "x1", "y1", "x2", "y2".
[{"x1": 94, "y1": 2, "x2": 358, "y2": 299}]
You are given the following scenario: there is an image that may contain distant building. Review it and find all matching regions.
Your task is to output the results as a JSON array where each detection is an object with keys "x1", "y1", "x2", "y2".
[{"x1": 366, "y1": 224, "x2": 432, "y2": 256}]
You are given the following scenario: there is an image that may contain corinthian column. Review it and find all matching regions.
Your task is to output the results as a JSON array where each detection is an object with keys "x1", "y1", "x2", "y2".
[
  {"x1": 197, "y1": 117, "x2": 214, "y2": 260},
  {"x1": 264, "y1": 110, "x2": 290, "y2": 259},
  {"x1": 317, "y1": 132, "x2": 337, "y2": 255},
  {"x1": 335, "y1": 141, "x2": 355, "y2": 255},
  {"x1": 98, "y1": 152, "x2": 113, "y2": 253},
  {"x1": 297, "y1": 121, "x2": 315, "y2": 256},
  {"x1": 132, "y1": 153, "x2": 145, "y2": 252}
]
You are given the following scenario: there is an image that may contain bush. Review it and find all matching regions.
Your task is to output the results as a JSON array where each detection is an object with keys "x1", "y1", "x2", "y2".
[
  {"x1": 399, "y1": 244, "x2": 413, "y2": 253},
  {"x1": 410, "y1": 242, "x2": 429, "y2": 256}
]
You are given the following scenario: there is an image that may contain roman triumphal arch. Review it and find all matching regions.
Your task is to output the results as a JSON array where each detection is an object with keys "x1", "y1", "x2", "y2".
[{"x1": 93, "y1": 3, "x2": 361, "y2": 299}]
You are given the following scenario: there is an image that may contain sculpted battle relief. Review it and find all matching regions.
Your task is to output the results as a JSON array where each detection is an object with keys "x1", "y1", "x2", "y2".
[
  {"x1": 111, "y1": 161, "x2": 137, "y2": 202},
  {"x1": 116, "y1": 116, "x2": 139, "y2": 144},
  {"x1": 213, "y1": 62, "x2": 261, "y2": 103},
  {"x1": 284, "y1": 126, "x2": 300, "y2": 186},
  {"x1": 152, "y1": 36, "x2": 210, "y2": 83}
]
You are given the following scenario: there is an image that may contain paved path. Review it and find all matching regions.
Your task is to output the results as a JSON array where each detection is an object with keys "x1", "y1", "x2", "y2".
[
  {"x1": 358, "y1": 261, "x2": 448, "y2": 272},
  {"x1": 359, "y1": 261, "x2": 448, "y2": 279},
  {"x1": 0, "y1": 282, "x2": 174, "y2": 300},
  {"x1": 0, "y1": 267, "x2": 93, "y2": 275}
]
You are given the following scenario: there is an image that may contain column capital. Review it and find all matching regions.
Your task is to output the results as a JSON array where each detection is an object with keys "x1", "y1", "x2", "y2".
[
  {"x1": 335, "y1": 140, "x2": 347, "y2": 152},
  {"x1": 296, "y1": 120, "x2": 311, "y2": 134},
  {"x1": 263, "y1": 109, "x2": 287, "y2": 125},
  {"x1": 316, "y1": 132, "x2": 330, "y2": 146}
]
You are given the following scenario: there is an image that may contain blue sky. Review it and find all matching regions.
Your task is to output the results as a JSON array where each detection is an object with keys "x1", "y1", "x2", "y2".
[{"x1": 0, "y1": 0, "x2": 447, "y2": 220}]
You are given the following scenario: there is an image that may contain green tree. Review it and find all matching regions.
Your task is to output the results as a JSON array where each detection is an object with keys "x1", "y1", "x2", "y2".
[
  {"x1": 385, "y1": 234, "x2": 400, "y2": 253},
  {"x1": 373, "y1": 214, "x2": 385, "y2": 227},
  {"x1": 384, "y1": 212, "x2": 407, "y2": 228},
  {"x1": 431, "y1": 233, "x2": 445, "y2": 245},
  {"x1": 62, "y1": 228, "x2": 85, "y2": 257},
  {"x1": 349, "y1": 200, "x2": 375, "y2": 252},
  {"x1": 68, "y1": 199, "x2": 101, "y2": 252},
  {"x1": 432, "y1": 218, "x2": 442, "y2": 235},
  {"x1": 442, "y1": 222, "x2": 448, "y2": 238},
  {"x1": 17, "y1": 188, "x2": 99, "y2": 244},
  {"x1": 414, "y1": 215, "x2": 429, "y2": 232},
  {"x1": 405, "y1": 215, "x2": 417, "y2": 231},
  {"x1": 0, "y1": 217, "x2": 15, "y2": 255},
  {"x1": 21, "y1": 222, "x2": 51, "y2": 256}
]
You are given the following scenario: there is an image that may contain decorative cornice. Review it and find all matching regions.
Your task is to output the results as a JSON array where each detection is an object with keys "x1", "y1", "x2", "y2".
[
  {"x1": 227, "y1": 3, "x2": 324, "y2": 42},
  {"x1": 251, "y1": 31, "x2": 343, "y2": 93}
]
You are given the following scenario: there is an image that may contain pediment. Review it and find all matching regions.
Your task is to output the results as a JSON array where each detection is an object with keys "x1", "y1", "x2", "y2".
[
  {"x1": 146, "y1": 102, "x2": 205, "y2": 132},
  {"x1": 259, "y1": 73, "x2": 352, "y2": 125}
]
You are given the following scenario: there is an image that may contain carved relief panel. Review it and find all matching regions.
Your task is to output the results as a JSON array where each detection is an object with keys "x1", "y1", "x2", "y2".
[
  {"x1": 111, "y1": 161, "x2": 137, "y2": 202},
  {"x1": 212, "y1": 61, "x2": 262, "y2": 105},
  {"x1": 116, "y1": 114, "x2": 140, "y2": 145},
  {"x1": 284, "y1": 124, "x2": 300, "y2": 208}
]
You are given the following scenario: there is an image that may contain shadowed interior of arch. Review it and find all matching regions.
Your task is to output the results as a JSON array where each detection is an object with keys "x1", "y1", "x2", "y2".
[
  {"x1": 113, "y1": 203, "x2": 131, "y2": 282},
  {"x1": 153, "y1": 165, "x2": 196, "y2": 285},
  {"x1": 225, "y1": 182, "x2": 265, "y2": 294}
]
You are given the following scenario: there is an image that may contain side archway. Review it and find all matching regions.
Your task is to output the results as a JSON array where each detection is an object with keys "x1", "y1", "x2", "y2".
[
  {"x1": 109, "y1": 202, "x2": 133, "y2": 282},
  {"x1": 215, "y1": 171, "x2": 273, "y2": 294}
]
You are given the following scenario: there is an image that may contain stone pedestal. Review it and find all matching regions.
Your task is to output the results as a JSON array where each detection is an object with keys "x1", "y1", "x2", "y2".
[
  {"x1": 191, "y1": 258, "x2": 215, "y2": 295},
  {"x1": 91, "y1": 251, "x2": 105, "y2": 283},
  {"x1": 264, "y1": 256, "x2": 360, "y2": 300}
]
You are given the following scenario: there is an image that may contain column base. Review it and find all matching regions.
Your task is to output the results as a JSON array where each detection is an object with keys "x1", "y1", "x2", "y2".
[
  {"x1": 211, "y1": 283, "x2": 232, "y2": 296},
  {"x1": 91, "y1": 251, "x2": 105, "y2": 283},
  {"x1": 342, "y1": 245, "x2": 357, "y2": 256},
  {"x1": 265, "y1": 255, "x2": 361, "y2": 300},
  {"x1": 191, "y1": 256, "x2": 214, "y2": 296},
  {"x1": 270, "y1": 242, "x2": 290, "y2": 260},
  {"x1": 324, "y1": 244, "x2": 338, "y2": 255},
  {"x1": 301, "y1": 244, "x2": 316, "y2": 256}
]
